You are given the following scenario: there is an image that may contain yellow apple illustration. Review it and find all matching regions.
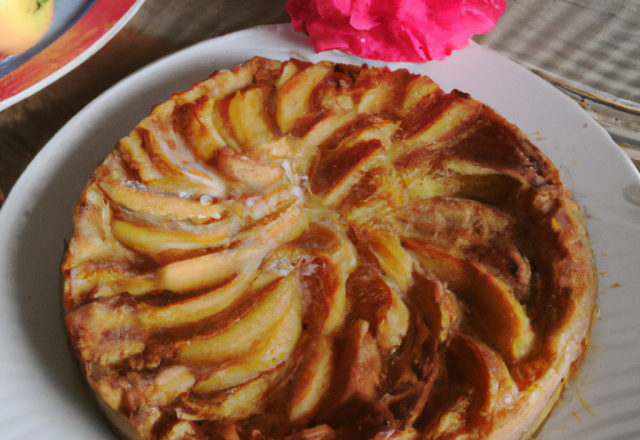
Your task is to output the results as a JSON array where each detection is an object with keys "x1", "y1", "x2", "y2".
[{"x1": 0, "y1": 0, "x2": 54, "y2": 56}]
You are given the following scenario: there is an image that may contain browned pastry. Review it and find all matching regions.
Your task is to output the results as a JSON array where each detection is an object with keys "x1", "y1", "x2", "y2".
[{"x1": 62, "y1": 57, "x2": 597, "y2": 440}]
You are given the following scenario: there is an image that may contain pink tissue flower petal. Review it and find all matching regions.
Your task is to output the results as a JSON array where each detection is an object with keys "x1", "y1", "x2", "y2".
[{"x1": 286, "y1": 0, "x2": 506, "y2": 62}]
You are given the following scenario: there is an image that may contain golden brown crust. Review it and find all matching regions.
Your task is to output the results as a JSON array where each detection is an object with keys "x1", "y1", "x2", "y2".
[{"x1": 63, "y1": 57, "x2": 597, "y2": 440}]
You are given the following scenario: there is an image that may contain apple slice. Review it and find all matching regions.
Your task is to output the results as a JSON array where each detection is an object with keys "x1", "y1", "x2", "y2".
[
  {"x1": 346, "y1": 266, "x2": 410, "y2": 353},
  {"x1": 178, "y1": 59, "x2": 261, "y2": 106},
  {"x1": 66, "y1": 300, "x2": 147, "y2": 366},
  {"x1": 279, "y1": 221, "x2": 357, "y2": 335},
  {"x1": 178, "y1": 369, "x2": 282, "y2": 421},
  {"x1": 357, "y1": 81, "x2": 394, "y2": 115},
  {"x1": 66, "y1": 263, "x2": 155, "y2": 306},
  {"x1": 137, "y1": 261, "x2": 269, "y2": 330},
  {"x1": 110, "y1": 218, "x2": 236, "y2": 262},
  {"x1": 62, "y1": 185, "x2": 148, "y2": 302},
  {"x1": 142, "y1": 366, "x2": 196, "y2": 407},
  {"x1": 153, "y1": 245, "x2": 266, "y2": 293},
  {"x1": 394, "y1": 198, "x2": 531, "y2": 295},
  {"x1": 227, "y1": 85, "x2": 276, "y2": 150},
  {"x1": 405, "y1": 239, "x2": 535, "y2": 362},
  {"x1": 178, "y1": 273, "x2": 299, "y2": 365},
  {"x1": 446, "y1": 333, "x2": 518, "y2": 426},
  {"x1": 172, "y1": 95, "x2": 226, "y2": 161},
  {"x1": 136, "y1": 117, "x2": 208, "y2": 177},
  {"x1": 401, "y1": 76, "x2": 440, "y2": 116},
  {"x1": 289, "y1": 112, "x2": 357, "y2": 177},
  {"x1": 409, "y1": 273, "x2": 462, "y2": 343},
  {"x1": 218, "y1": 147, "x2": 284, "y2": 190},
  {"x1": 240, "y1": 186, "x2": 300, "y2": 223},
  {"x1": 352, "y1": 67, "x2": 415, "y2": 116},
  {"x1": 234, "y1": 204, "x2": 310, "y2": 249},
  {"x1": 441, "y1": 108, "x2": 556, "y2": 189},
  {"x1": 118, "y1": 123, "x2": 228, "y2": 198},
  {"x1": 354, "y1": 225, "x2": 413, "y2": 293},
  {"x1": 276, "y1": 62, "x2": 333, "y2": 134},
  {"x1": 143, "y1": 174, "x2": 228, "y2": 199},
  {"x1": 400, "y1": 92, "x2": 482, "y2": 151},
  {"x1": 288, "y1": 336, "x2": 334, "y2": 423},
  {"x1": 333, "y1": 319, "x2": 382, "y2": 405},
  {"x1": 117, "y1": 131, "x2": 166, "y2": 184},
  {"x1": 66, "y1": 257, "x2": 271, "y2": 367},
  {"x1": 110, "y1": 202, "x2": 307, "y2": 264},
  {"x1": 99, "y1": 180, "x2": 231, "y2": 223},
  {"x1": 311, "y1": 122, "x2": 398, "y2": 207},
  {"x1": 195, "y1": 302, "x2": 301, "y2": 393},
  {"x1": 276, "y1": 60, "x2": 300, "y2": 89},
  {"x1": 283, "y1": 425, "x2": 336, "y2": 440}
]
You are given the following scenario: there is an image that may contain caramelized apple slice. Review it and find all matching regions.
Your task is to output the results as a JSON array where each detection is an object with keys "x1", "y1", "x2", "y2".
[
  {"x1": 276, "y1": 60, "x2": 300, "y2": 89},
  {"x1": 67, "y1": 261, "x2": 271, "y2": 367},
  {"x1": 333, "y1": 319, "x2": 382, "y2": 405},
  {"x1": 137, "y1": 117, "x2": 226, "y2": 193},
  {"x1": 234, "y1": 204, "x2": 310, "y2": 249},
  {"x1": 354, "y1": 225, "x2": 413, "y2": 293},
  {"x1": 288, "y1": 336, "x2": 334, "y2": 423},
  {"x1": 180, "y1": 60, "x2": 260, "y2": 105},
  {"x1": 395, "y1": 198, "x2": 513, "y2": 244},
  {"x1": 406, "y1": 240, "x2": 535, "y2": 361},
  {"x1": 111, "y1": 203, "x2": 307, "y2": 263},
  {"x1": 156, "y1": 245, "x2": 264, "y2": 293},
  {"x1": 195, "y1": 302, "x2": 301, "y2": 393},
  {"x1": 111, "y1": 218, "x2": 235, "y2": 262},
  {"x1": 137, "y1": 257, "x2": 269, "y2": 329},
  {"x1": 142, "y1": 366, "x2": 196, "y2": 406},
  {"x1": 353, "y1": 67, "x2": 414, "y2": 116},
  {"x1": 401, "y1": 92, "x2": 482, "y2": 151},
  {"x1": 409, "y1": 273, "x2": 462, "y2": 343},
  {"x1": 144, "y1": 174, "x2": 227, "y2": 199},
  {"x1": 99, "y1": 180, "x2": 231, "y2": 222},
  {"x1": 276, "y1": 62, "x2": 333, "y2": 134},
  {"x1": 401, "y1": 76, "x2": 440, "y2": 115},
  {"x1": 263, "y1": 221, "x2": 357, "y2": 336},
  {"x1": 91, "y1": 245, "x2": 267, "y2": 300},
  {"x1": 179, "y1": 369, "x2": 282, "y2": 421},
  {"x1": 446, "y1": 333, "x2": 518, "y2": 425},
  {"x1": 289, "y1": 112, "x2": 357, "y2": 176},
  {"x1": 284, "y1": 425, "x2": 336, "y2": 440},
  {"x1": 228, "y1": 85, "x2": 276, "y2": 150},
  {"x1": 346, "y1": 266, "x2": 410, "y2": 353},
  {"x1": 311, "y1": 122, "x2": 398, "y2": 207},
  {"x1": 241, "y1": 187, "x2": 300, "y2": 222},
  {"x1": 357, "y1": 80, "x2": 393, "y2": 115},
  {"x1": 172, "y1": 95, "x2": 226, "y2": 161},
  {"x1": 395, "y1": 198, "x2": 531, "y2": 294},
  {"x1": 218, "y1": 147, "x2": 284, "y2": 190},
  {"x1": 117, "y1": 131, "x2": 166, "y2": 182},
  {"x1": 66, "y1": 299, "x2": 147, "y2": 366},
  {"x1": 178, "y1": 273, "x2": 299, "y2": 365}
]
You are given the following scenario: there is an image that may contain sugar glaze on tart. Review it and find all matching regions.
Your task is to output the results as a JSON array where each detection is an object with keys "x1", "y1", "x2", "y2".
[{"x1": 62, "y1": 57, "x2": 597, "y2": 440}]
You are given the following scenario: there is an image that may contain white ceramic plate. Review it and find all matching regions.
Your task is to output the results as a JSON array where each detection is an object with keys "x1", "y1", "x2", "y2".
[{"x1": 0, "y1": 24, "x2": 638, "y2": 440}]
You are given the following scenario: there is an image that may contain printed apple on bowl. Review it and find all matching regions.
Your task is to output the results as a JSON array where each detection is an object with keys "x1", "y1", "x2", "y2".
[{"x1": 0, "y1": 0, "x2": 55, "y2": 58}]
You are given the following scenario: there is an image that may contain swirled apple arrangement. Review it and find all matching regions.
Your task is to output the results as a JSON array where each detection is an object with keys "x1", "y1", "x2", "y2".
[{"x1": 63, "y1": 57, "x2": 597, "y2": 440}]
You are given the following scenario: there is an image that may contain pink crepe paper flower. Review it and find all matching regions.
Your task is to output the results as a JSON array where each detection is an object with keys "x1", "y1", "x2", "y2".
[{"x1": 287, "y1": 0, "x2": 506, "y2": 62}]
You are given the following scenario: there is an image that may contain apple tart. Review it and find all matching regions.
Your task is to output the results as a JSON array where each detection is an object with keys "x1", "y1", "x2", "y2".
[{"x1": 62, "y1": 57, "x2": 597, "y2": 440}]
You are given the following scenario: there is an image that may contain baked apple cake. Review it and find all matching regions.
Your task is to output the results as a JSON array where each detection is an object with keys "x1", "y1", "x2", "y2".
[{"x1": 62, "y1": 57, "x2": 597, "y2": 440}]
